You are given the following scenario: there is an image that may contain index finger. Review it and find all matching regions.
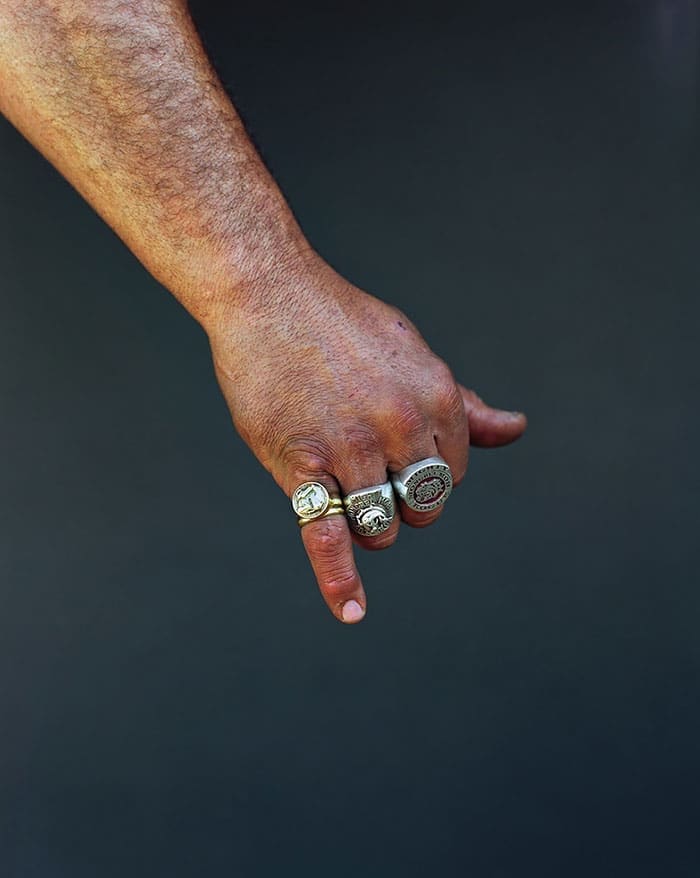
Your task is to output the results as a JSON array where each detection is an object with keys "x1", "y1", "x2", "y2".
[{"x1": 301, "y1": 515, "x2": 367, "y2": 624}]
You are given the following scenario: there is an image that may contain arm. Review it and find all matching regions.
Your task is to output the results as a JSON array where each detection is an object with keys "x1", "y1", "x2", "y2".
[
  {"x1": 0, "y1": 0, "x2": 526, "y2": 623},
  {"x1": 0, "y1": 0, "x2": 305, "y2": 324}
]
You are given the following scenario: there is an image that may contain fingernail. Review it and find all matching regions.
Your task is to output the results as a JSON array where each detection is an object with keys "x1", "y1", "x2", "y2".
[
  {"x1": 341, "y1": 600, "x2": 365, "y2": 623},
  {"x1": 509, "y1": 411, "x2": 525, "y2": 418}
]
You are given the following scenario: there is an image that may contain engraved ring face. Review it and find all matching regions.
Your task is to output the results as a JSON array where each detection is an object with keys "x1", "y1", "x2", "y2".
[
  {"x1": 391, "y1": 458, "x2": 453, "y2": 512},
  {"x1": 291, "y1": 482, "x2": 330, "y2": 520},
  {"x1": 344, "y1": 482, "x2": 395, "y2": 537}
]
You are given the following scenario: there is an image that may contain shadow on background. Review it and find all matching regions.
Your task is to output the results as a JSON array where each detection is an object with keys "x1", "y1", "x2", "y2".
[{"x1": 0, "y1": 3, "x2": 698, "y2": 876}]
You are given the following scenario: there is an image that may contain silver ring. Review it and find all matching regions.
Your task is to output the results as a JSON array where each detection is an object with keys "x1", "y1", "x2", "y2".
[
  {"x1": 343, "y1": 482, "x2": 395, "y2": 537},
  {"x1": 391, "y1": 456, "x2": 453, "y2": 512}
]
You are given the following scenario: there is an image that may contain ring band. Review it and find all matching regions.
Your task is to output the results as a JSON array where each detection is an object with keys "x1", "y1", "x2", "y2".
[
  {"x1": 391, "y1": 456, "x2": 453, "y2": 512},
  {"x1": 291, "y1": 482, "x2": 346, "y2": 527},
  {"x1": 297, "y1": 502, "x2": 345, "y2": 528},
  {"x1": 344, "y1": 482, "x2": 395, "y2": 537}
]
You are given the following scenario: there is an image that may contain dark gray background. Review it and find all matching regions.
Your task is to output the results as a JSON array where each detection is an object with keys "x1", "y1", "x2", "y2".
[{"x1": 1, "y1": 2, "x2": 699, "y2": 875}]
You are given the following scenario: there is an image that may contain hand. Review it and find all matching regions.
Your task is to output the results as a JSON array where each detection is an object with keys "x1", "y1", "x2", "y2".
[
  {"x1": 0, "y1": 0, "x2": 525, "y2": 625},
  {"x1": 208, "y1": 253, "x2": 527, "y2": 624}
]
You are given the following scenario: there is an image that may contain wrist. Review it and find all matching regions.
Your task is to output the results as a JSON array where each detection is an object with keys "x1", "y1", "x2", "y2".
[
  {"x1": 161, "y1": 195, "x2": 314, "y2": 333},
  {"x1": 195, "y1": 228, "x2": 324, "y2": 337}
]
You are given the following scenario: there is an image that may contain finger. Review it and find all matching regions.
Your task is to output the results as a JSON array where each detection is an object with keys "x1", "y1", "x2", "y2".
[
  {"x1": 458, "y1": 384, "x2": 528, "y2": 448},
  {"x1": 388, "y1": 436, "x2": 446, "y2": 530},
  {"x1": 433, "y1": 384, "x2": 470, "y2": 487},
  {"x1": 399, "y1": 501, "x2": 444, "y2": 529},
  {"x1": 301, "y1": 514, "x2": 367, "y2": 624},
  {"x1": 284, "y1": 464, "x2": 367, "y2": 623},
  {"x1": 348, "y1": 501, "x2": 400, "y2": 552},
  {"x1": 332, "y1": 439, "x2": 400, "y2": 552}
]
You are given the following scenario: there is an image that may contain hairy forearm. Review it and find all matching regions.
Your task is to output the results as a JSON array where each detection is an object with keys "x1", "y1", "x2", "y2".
[{"x1": 0, "y1": 0, "x2": 307, "y2": 326}]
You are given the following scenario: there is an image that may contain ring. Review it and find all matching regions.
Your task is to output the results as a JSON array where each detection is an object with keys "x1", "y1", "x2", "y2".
[
  {"x1": 343, "y1": 482, "x2": 395, "y2": 537},
  {"x1": 391, "y1": 456, "x2": 453, "y2": 512},
  {"x1": 292, "y1": 481, "x2": 345, "y2": 527}
]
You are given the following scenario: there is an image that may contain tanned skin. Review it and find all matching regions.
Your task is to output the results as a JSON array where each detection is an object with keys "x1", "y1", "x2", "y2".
[{"x1": 0, "y1": 1, "x2": 527, "y2": 623}]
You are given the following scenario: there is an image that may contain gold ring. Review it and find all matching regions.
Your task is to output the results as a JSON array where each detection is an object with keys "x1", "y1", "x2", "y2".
[
  {"x1": 291, "y1": 482, "x2": 346, "y2": 528},
  {"x1": 298, "y1": 499, "x2": 345, "y2": 528}
]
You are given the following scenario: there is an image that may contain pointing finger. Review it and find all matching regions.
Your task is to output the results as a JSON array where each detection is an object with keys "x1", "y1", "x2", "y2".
[{"x1": 301, "y1": 514, "x2": 367, "y2": 624}]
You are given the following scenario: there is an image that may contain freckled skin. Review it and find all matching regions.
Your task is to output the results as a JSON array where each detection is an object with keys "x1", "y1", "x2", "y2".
[{"x1": 0, "y1": 0, "x2": 527, "y2": 623}]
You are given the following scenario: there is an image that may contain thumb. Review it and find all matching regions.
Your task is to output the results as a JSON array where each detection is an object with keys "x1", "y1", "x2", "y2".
[{"x1": 459, "y1": 384, "x2": 528, "y2": 448}]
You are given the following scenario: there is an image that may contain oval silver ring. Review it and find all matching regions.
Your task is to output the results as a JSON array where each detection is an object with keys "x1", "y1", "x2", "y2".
[{"x1": 391, "y1": 456, "x2": 453, "y2": 512}]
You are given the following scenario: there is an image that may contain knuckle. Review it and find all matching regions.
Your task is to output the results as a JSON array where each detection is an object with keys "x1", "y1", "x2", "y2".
[
  {"x1": 340, "y1": 426, "x2": 381, "y2": 466},
  {"x1": 431, "y1": 362, "x2": 462, "y2": 414},
  {"x1": 322, "y1": 572, "x2": 359, "y2": 601},
  {"x1": 280, "y1": 436, "x2": 334, "y2": 480},
  {"x1": 303, "y1": 521, "x2": 358, "y2": 596},
  {"x1": 384, "y1": 399, "x2": 428, "y2": 439},
  {"x1": 304, "y1": 520, "x2": 344, "y2": 561},
  {"x1": 441, "y1": 391, "x2": 466, "y2": 428},
  {"x1": 360, "y1": 530, "x2": 398, "y2": 551},
  {"x1": 281, "y1": 428, "x2": 381, "y2": 484},
  {"x1": 403, "y1": 508, "x2": 443, "y2": 529}
]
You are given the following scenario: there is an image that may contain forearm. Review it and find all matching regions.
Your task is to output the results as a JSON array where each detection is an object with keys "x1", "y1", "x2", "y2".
[{"x1": 0, "y1": 0, "x2": 307, "y2": 327}]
